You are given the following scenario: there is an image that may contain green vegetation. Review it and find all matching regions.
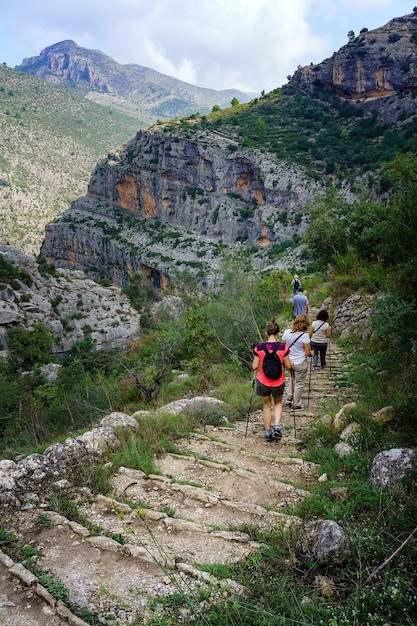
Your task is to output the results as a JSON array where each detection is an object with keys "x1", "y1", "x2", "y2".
[
  {"x1": 0, "y1": 245, "x2": 416, "y2": 624},
  {"x1": 200, "y1": 89, "x2": 417, "y2": 183},
  {"x1": 0, "y1": 253, "x2": 33, "y2": 286},
  {"x1": 0, "y1": 63, "x2": 142, "y2": 254},
  {"x1": 303, "y1": 151, "x2": 417, "y2": 423},
  {"x1": 1, "y1": 260, "x2": 287, "y2": 452},
  {"x1": 7, "y1": 323, "x2": 55, "y2": 369},
  {"x1": 1, "y1": 45, "x2": 417, "y2": 624}
]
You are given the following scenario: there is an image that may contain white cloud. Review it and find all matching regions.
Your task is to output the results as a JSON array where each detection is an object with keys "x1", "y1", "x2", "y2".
[{"x1": 0, "y1": 0, "x2": 412, "y2": 93}]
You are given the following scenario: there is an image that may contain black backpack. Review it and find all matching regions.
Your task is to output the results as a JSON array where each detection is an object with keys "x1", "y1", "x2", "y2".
[
  {"x1": 294, "y1": 279, "x2": 300, "y2": 291},
  {"x1": 260, "y1": 343, "x2": 283, "y2": 380}
]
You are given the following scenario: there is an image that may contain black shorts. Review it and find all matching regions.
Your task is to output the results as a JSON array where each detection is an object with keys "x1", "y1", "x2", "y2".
[{"x1": 256, "y1": 381, "x2": 285, "y2": 398}]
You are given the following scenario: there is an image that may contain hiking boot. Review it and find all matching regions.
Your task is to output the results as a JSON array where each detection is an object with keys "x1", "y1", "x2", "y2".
[
  {"x1": 273, "y1": 426, "x2": 282, "y2": 439},
  {"x1": 294, "y1": 404, "x2": 304, "y2": 411},
  {"x1": 285, "y1": 398, "x2": 292, "y2": 406},
  {"x1": 264, "y1": 429, "x2": 273, "y2": 442},
  {"x1": 312, "y1": 366, "x2": 320, "y2": 373}
]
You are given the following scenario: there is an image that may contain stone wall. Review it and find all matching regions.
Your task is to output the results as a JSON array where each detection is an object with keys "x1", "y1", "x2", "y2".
[{"x1": 332, "y1": 293, "x2": 376, "y2": 341}]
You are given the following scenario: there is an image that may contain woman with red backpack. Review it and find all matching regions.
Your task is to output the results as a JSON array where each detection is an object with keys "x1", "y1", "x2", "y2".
[{"x1": 252, "y1": 320, "x2": 292, "y2": 442}]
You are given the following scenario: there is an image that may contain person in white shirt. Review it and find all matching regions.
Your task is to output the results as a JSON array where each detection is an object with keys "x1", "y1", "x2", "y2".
[
  {"x1": 282, "y1": 314, "x2": 314, "y2": 410},
  {"x1": 309, "y1": 310, "x2": 332, "y2": 371}
]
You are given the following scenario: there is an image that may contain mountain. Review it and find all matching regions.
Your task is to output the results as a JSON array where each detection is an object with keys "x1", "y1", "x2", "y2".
[
  {"x1": 39, "y1": 12, "x2": 417, "y2": 291},
  {"x1": 40, "y1": 126, "x2": 321, "y2": 291},
  {"x1": 16, "y1": 40, "x2": 256, "y2": 124},
  {"x1": 0, "y1": 63, "x2": 141, "y2": 255}
]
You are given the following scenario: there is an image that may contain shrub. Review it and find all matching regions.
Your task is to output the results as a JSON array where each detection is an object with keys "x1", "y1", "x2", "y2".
[{"x1": 7, "y1": 323, "x2": 54, "y2": 369}]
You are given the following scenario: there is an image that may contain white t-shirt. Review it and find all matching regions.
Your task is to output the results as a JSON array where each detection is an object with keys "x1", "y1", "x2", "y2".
[
  {"x1": 282, "y1": 329, "x2": 310, "y2": 365},
  {"x1": 311, "y1": 320, "x2": 329, "y2": 344}
]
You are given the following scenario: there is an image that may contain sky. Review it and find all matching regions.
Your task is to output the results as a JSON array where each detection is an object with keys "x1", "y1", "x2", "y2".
[{"x1": 0, "y1": 1, "x2": 413, "y2": 95}]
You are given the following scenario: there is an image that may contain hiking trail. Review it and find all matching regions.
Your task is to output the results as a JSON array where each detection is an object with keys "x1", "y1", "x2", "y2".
[{"x1": 0, "y1": 335, "x2": 353, "y2": 625}]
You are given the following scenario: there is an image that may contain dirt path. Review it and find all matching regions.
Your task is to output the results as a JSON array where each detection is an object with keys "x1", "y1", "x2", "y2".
[{"x1": 1, "y1": 342, "x2": 351, "y2": 625}]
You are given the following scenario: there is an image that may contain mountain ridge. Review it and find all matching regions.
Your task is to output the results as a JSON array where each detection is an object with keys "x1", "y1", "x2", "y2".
[
  {"x1": 16, "y1": 40, "x2": 256, "y2": 124},
  {"x1": 39, "y1": 12, "x2": 417, "y2": 290}
]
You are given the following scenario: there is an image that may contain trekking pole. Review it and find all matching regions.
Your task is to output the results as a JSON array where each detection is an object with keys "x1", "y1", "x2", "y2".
[
  {"x1": 245, "y1": 378, "x2": 256, "y2": 438},
  {"x1": 328, "y1": 339, "x2": 331, "y2": 375},
  {"x1": 291, "y1": 369, "x2": 297, "y2": 438},
  {"x1": 307, "y1": 356, "x2": 313, "y2": 411}
]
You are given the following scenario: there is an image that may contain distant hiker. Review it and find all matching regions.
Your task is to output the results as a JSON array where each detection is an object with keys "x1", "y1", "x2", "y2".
[
  {"x1": 282, "y1": 314, "x2": 314, "y2": 410},
  {"x1": 291, "y1": 274, "x2": 301, "y2": 295},
  {"x1": 292, "y1": 287, "x2": 309, "y2": 318},
  {"x1": 309, "y1": 310, "x2": 332, "y2": 371},
  {"x1": 252, "y1": 319, "x2": 292, "y2": 442}
]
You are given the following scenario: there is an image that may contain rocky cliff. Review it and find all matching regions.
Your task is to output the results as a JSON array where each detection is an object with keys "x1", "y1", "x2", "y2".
[
  {"x1": 40, "y1": 125, "x2": 321, "y2": 290},
  {"x1": 289, "y1": 13, "x2": 417, "y2": 117},
  {"x1": 0, "y1": 244, "x2": 140, "y2": 359},
  {"x1": 17, "y1": 40, "x2": 255, "y2": 124},
  {"x1": 39, "y1": 12, "x2": 417, "y2": 291}
]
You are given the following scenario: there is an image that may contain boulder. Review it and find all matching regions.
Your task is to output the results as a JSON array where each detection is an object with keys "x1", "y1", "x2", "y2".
[
  {"x1": 371, "y1": 406, "x2": 395, "y2": 425},
  {"x1": 297, "y1": 520, "x2": 351, "y2": 566},
  {"x1": 333, "y1": 403, "x2": 357, "y2": 433},
  {"x1": 100, "y1": 412, "x2": 139, "y2": 431},
  {"x1": 334, "y1": 442, "x2": 355, "y2": 457},
  {"x1": 369, "y1": 448, "x2": 416, "y2": 488},
  {"x1": 157, "y1": 396, "x2": 224, "y2": 415}
]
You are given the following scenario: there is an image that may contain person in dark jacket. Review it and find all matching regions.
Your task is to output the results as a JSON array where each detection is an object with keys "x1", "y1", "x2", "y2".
[{"x1": 291, "y1": 275, "x2": 301, "y2": 295}]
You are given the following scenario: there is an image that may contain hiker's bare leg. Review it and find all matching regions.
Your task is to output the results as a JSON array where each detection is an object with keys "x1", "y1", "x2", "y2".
[
  {"x1": 262, "y1": 396, "x2": 272, "y2": 430},
  {"x1": 273, "y1": 396, "x2": 283, "y2": 426}
]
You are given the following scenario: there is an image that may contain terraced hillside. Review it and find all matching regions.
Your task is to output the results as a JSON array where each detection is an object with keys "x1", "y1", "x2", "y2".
[{"x1": 0, "y1": 337, "x2": 352, "y2": 625}]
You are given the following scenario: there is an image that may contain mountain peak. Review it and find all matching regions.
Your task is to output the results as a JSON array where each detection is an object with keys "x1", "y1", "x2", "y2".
[{"x1": 16, "y1": 41, "x2": 255, "y2": 122}]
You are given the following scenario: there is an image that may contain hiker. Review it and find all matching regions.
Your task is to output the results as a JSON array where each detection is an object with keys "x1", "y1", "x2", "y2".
[
  {"x1": 309, "y1": 310, "x2": 332, "y2": 371},
  {"x1": 291, "y1": 274, "x2": 301, "y2": 295},
  {"x1": 252, "y1": 319, "x2": 292, "y2": 442},
  {"x1": 282, "y1": 314, "x2": 314, "y2": 410},
  {"x1": 292, "y1": 286, "x2": 309, "y2": 318}
]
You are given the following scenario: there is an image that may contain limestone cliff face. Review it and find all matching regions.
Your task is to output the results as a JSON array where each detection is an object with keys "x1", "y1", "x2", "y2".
[
  {"x1": 41, "y1": 126, "x2": 321, "y2": 290},
  {"x1": 0, "y1": 244, "x2": 140, "y2": 359},
  {"x1": 289, "y1": 13, "x2": 417, "y2": 111}
]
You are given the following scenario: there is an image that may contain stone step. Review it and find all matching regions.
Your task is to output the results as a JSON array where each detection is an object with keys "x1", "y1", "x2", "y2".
[
  {"x1": 0, "y1": 339, "x2": 355, "y2": 625},
  {"x1": 0, "y1": 553, "x2": 86, "y2": 626},
  {"x1": 5, "y1": 506, "x2": 251, "y2": 624}
]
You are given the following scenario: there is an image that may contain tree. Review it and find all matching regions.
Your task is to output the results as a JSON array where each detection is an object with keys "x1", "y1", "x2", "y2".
[
  {"x1": 347, "y1": 30, "x2": 356, "y2": 42},
  {"x1": 255, "y1": 116, "x2": 267, "y2": 140},
  {"x1": 212, "y1": 104, "x2": 221, "y2": 112},
  {"x1": 203, "y1": 251, "x2": 288, "y2": 367},
  {"x1": 378, "y1": 153, "x2": 417, "y2": 257},
  {"x1": 372, "y1": 153, "x2": 417, "y2": 292},
  {"x1": 304, "y1": 189, "x2": 351, "y2": 266},
  {"x1": 230, "y1": 97, "x2": 239, "y2": 107},
  {"x1": 7, "y1": 323, "x2": 54, "y2": 370}
]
